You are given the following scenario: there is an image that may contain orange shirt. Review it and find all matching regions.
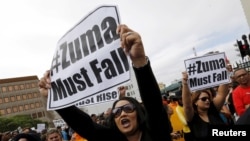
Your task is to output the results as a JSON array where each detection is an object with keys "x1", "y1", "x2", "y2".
[{"x1": 71, "y1": 132, "x2": 87, "y2": 141}]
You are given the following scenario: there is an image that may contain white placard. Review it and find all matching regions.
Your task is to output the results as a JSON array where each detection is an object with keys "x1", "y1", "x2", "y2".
[
  {"x1": 184, "y1": 52, "x2": 230, "y2": 91},
  {"x1": 47, "y1": 5, "x2": 130, "y2": 110}
]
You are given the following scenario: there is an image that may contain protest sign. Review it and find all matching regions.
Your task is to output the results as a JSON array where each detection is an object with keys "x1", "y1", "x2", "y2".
[
  {"x1": 37, "y1": 123, "x2": 46, "y2": 133},
  {"x1": 184, "y1": 52, "x2": 230, "y2": 91},
  {"x1": 53, "y1": 119, "x2": 66, "y2": 128},
  {"x1": 48, "y1": 5, "x2": 130, "y2": 110}
]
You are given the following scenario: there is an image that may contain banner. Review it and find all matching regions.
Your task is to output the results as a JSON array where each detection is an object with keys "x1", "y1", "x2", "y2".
[
  {"x1": 184, "y1": 52, "x2": 230, "y2": 91},
  {"x1": 47, "y1": 5, "x2": 130, "y2": 110}
]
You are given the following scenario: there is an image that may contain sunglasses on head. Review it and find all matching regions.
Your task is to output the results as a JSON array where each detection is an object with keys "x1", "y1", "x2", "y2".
[
  {"x1": 199, "y1": 97, "x2": 210, "y2": 102},
  {"x1": 112, "y1": 103, "x2": 135, "y2": 118}
]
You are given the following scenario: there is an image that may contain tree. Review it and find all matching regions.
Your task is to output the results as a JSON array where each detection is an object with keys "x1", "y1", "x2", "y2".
[{"x1": 0, "y1": 115, "x2": 48, "y2": 132}]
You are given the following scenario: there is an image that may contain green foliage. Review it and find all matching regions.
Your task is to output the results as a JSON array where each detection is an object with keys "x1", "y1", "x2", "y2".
[{"x1": 0, "y1": 115, "x2": 48, "y2": 132}]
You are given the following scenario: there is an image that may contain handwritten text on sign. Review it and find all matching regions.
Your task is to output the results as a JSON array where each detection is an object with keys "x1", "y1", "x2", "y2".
[
  {"x1": 48, "y1": 5, "x2": 130, "y2": 110},
  {"x1": 184, "y1": 52, "x2": 230, "y2": 91}
]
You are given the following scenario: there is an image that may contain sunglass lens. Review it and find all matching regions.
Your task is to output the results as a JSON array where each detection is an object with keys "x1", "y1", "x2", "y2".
[
  {"x1": 123, "y1": 104, "x2": 134, "y2": 113},
  {"x1": 201, "y1": 97, "x2": 208, "y2": 101},
  {"x1": 112, "y1": 108, "x2": 122, "y2": 118},
  {"x1": 112, "y1": 104, "x2": 135, "y2": 118}
]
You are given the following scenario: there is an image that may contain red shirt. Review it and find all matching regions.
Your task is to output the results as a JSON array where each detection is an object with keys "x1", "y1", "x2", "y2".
[{"x1": 232, "y1": 85, "x2": 250, "y2": 116}]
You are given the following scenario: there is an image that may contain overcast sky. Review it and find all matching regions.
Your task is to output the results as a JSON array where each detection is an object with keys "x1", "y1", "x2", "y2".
[{"x1": 0, "y1": 0, "x2": 249, "y2": 86}]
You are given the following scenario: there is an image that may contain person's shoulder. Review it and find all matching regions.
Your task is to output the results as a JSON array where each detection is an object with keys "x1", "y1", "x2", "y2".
[
  {"x1": 232, "y1": 85, "x2": 241, "y2": 94},
  {"x1": 188, "y1": 112, "x2": 200, "y2": 124},
  {"x1": 233, "y1": 85, "x2": 250, "y2": 94},
  {"x1": 236, "y1": 107, "x2": 250, "y2": 125}
]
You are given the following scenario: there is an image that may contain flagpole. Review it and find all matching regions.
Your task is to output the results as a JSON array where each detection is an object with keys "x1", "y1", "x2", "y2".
[{"x1": 193, "y1": 47, "x2": 197, "y2": 57}]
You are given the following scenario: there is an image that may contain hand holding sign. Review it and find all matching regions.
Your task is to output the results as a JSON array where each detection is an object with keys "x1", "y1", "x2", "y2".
[
  {"x1": 182, "y1": 71, "x2": 189, "y2": 85},
  {"x1": 116, "y1": 24, "x2": 147, "y2": 68},
  {"x1": 38, "y1": 24, "x2": 147, "y2": 109},
  {"x1": 118, "y1": 85, "x2": 126, "y2": 99}
]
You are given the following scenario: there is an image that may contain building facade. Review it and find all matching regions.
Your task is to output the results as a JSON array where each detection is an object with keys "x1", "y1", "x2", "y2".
[
  {"x1": 241, "y1": 0, "x2": 250, "y2": 29},
  {"x1": 0, "y1": 76, "x2": 55, "y2": 127}
]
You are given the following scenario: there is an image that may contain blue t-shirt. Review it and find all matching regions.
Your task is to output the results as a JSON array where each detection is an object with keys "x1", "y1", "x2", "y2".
[{"x1": 61, "y1": 130, "x2": 70, "y2": 140}]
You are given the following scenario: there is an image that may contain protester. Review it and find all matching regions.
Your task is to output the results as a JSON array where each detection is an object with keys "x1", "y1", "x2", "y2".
[
  {"x1": 175, "y1": 90, "x2": 192, "y2": 141},
  {"x1": 164, "y1": 102, "x2": 181, "y2": 140},
  {"x1": 90, "y1": 114, "x2": 98, "y2": 123},
  {"x1": 232, "y1": 68, "x2": 250, "y2": 117},
  {"x1": 61, "y1": 126, "x2": 70, "y2": 141},
  {"x1": 167, "y1": 93, "x2": 184, "y2": 141},
  {"x1": 1, "y1": 131, "x2": 12, "y2": 141},
  {"x1": 21, "y1": 127, "x2": 32, "y2": 134},
  {"x1": 8, "y1": 130, "x2": 19, "y2": 141},
  {"x1": 46, "y1": 129, "x2": 63, "y2": 141},
  {"x1": 39, "y1": 24, "x2": 172, "y2": 141},
  {"x1": 224, "y1": 79, "x2": 239, "y2": 122},
  {"x1": 162, "y1": 95, "x2": 168, "y2": 106},
  {"x1": 181, "y1": 71, "x2": 229, "y2": 141},
  {"x1": 13, "y1": 133, "x2": 41, "y2": 141},
  {"x1": 210, "y1": 86, "x2": 234, "y2": 125},
  {"x1": 235, "y1": 105, "x2": 250, "y2": 124},
  {"x1": 70, "y1": 132, "x2": 87, "y2": 141},
  {"x1": 97, "y1": 107, "x2": 112, "y2": 126},
  {"x1": 40, "y1": 129, "x2": 47, "y2": 141}
]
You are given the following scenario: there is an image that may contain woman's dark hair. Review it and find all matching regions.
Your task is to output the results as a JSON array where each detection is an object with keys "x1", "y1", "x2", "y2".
[
  {"x1": 108, "y1": 97, "x2": 146, "y2": 132},
  {"x1": 13, "y1": 133, "x2": 41, "y2": 141},
  {"x1": 192, "y1": 90, "x2": 211, "y2": 112},
  {"x1": 209, "y1": 87, "x2": 217, "y2": 98}
]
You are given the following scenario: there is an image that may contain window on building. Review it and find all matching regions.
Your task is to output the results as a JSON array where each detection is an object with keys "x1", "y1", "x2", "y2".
[
  {"x1": 13, "y1": 106, "x2": 18, "y2": 112},
  {"x1": 37, "y1": 112, "x2": 44, "y2": 118},
  {"x1": 14, "y1": 85, "x2": 19, "y2": 90},
  {"x1": 35, "y1": 102, "x2": 41, "y2": 108},
  {"x1": 6, "y1": 108, "x2": 12, "y2": 114},
  {"x1": 32, "y1": 113, "x2": 37, "y2": 118},
  {"x1": 28, "y1": 93, "x2": 33, "y2": 99},
  {"x1": 19, "y1": 105, "x2": 24, "y2": 111},
  {"x1": 25, "y1": 83, "x2": 30, "y2": 89},
  {"x1": 1, "y1": 86, "x2": 7, "y2": 92},
  {"x1": 22, "y1": 94, "x2": 27, "y2": 100},
  {"x1": 30, "y1": 103, "x2": 35, "y2": 109},
  {"x1": 8, "y1": 85, "x2": 13, "y2": 92},
  {"x1": 33, "y1": 93, "x2": 38, "y2": 98},
  {"x1": 31, "y1": 82, "x2": 37, "y2": 88},
  {"x1": 4, "y1": 97, "x2": 9, "y2": 103},
  {"x1": 20, "y1": 84, "x2": 25, "y2": 90},
  {"x1": 17, "y1": 95, "x2": 21, "y2": 101},
  {"x1": 24, "y1": 104, "x2": 29, "y2": 110},
  {"x1": 10, "y1": 96, "x2": 15, "y2": 102},
  {"x1": 0, "y1": 109, "x2": 5, "y2": 115}
]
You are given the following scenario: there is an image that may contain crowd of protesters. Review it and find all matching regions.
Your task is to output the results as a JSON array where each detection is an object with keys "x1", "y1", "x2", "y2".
[
  {"x1": 1, "y1": 22, "x2": 250, "y2": 141},
  {"x1": 0, "y1": 125, "x2": 88, "y2": 141},
  {"x1": 3, "y1": 67, "x2": 250, "y2": 141},
  {"x1": 1, "y1": 67, "x2": 250, "y2": 141},
  {"x1": 38, "y1": 23, "x2": 250, "y2": 141}
]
